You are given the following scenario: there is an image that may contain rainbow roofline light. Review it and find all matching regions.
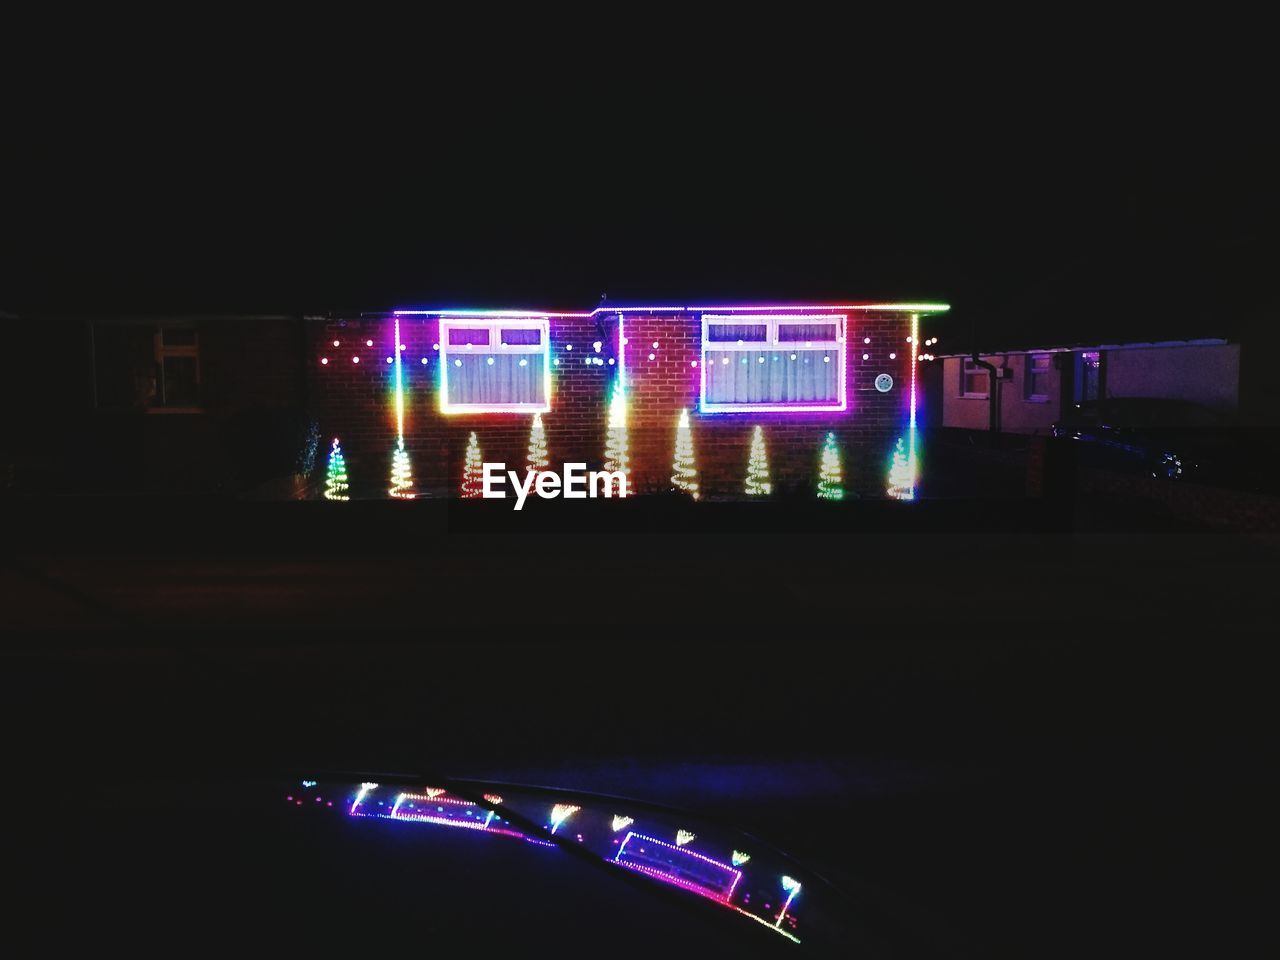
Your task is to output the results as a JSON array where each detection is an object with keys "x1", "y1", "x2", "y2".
[{"x1": 699, "y1": 313, "x2": 848, "y2": 414}]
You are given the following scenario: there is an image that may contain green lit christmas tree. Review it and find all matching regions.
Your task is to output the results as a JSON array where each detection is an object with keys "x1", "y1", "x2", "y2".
[
  {"x1": 670, "y1": 408, "x2": 699, "y2": 500},
  {"x1": 527, "y1": 413, "x2": 549, "y2": 474},
  {"x1": 887, "y1": 437, "x2": 914, "y2": 500},
  {"x1": 744, "y1": 425, "x2": 772, "y2": 496},
  {"x1": 461, "y1": 431, "x2": 483, "y2": 499},
  {"x1": 324, "y1": 438, "x2": 350, "y2": 501},
  {"x1": 388, "y1": 436, "x2": 415, "y2": 499},
  {"x1": 817, "y1": 432, "x2": 844, "y2": 500},
  {"x1": 603, "y1": 380, "x2": 630, "y2": 478}
]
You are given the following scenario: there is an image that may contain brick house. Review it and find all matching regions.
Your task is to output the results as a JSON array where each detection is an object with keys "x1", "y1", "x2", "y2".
[
  {"x1": 9, "y1": 302, "x2": 945, "y2": 499},
  {"x1": 313, "y1": 303, "x2": 946, "y2": 499}
]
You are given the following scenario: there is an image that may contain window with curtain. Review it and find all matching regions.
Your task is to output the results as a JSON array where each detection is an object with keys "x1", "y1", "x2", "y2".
[
  {"x1": 439, "y1": 318, "x2": 550, "y2": 413},
  {"x1": 700, "y1": 315, "x2": 846, "y2": 412}
]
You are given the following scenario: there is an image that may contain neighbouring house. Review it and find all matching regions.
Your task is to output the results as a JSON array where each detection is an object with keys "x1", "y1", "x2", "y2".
[
  {"x1": 934, "y1": 339, "x2": 1241, "y2": 436},
  {"x1": 9, "y1": 301, "x2": 947, "y2": 499},
  {"x1": 5, "y1": 314, "x2": 309, "y2": 495}
]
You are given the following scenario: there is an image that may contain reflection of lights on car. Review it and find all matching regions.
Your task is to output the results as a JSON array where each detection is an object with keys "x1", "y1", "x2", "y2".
[
  {"x1": 1156, "y1": 452, "x2": 1185, "y2": 479},
  {"x1": 304, "y1": 779, "x2": 805, "y2": 945},
  {"x1": 549, "y1": 803, "x2": 580, "y2": 834},
  {"x1": 777, "y1": 875, "x2": 802, "y2": 927}
]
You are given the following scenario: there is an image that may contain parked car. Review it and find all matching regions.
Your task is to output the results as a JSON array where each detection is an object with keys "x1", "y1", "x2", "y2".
[{"x1": 1052, "y1": 398, "x2": 1271, "y2": 488}]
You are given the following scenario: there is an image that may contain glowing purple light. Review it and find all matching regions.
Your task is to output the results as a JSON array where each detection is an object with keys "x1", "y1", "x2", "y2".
[{"x1": 612, "y1": 832, "x2": 742, "y2": 903}]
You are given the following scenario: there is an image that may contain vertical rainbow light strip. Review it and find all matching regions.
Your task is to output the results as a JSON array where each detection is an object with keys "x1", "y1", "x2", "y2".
[
  {"x1": 393, "y1": 315, "x2": 405, "y2": 438},
  {"x1": 909, "y1": 312, "x2": 918, "y2": 497}
]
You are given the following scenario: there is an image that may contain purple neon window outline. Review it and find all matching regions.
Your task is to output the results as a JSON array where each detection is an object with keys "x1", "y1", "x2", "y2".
[
  {"x1": 438, "y1": 318, "x2": 552, "y2": 414},
  {"x1": 699, "y1": 314, "x2": 847, "y2": 413},
  {"x1": 612, "y1": 832, "x2": 743, "y2": 903}
]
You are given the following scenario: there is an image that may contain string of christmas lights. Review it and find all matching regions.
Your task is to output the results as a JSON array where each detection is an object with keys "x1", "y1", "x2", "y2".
[
  {"x1": 461, "y1": 432, "x2": 483, "y2": 498},
  {"x1": 817, "y1": 432, "x2": 844, "y2": 500},
  {"x1": 388, "y1": 436, "x2": 416, "y2": 499},
  {"x1": 526, "y1": 413, "x2": 549, "y2": 474},
  {"x1": 603, "y1": 381, "x2": 630, "y2": 477},
  {"x1": 671, "y1": 408, "x2": 700, "y2": 500},
  {"x1": 324, "y1": 438, "x2": 350, "y2": 501},
  {"x1": 887, "y1": 437, "x2": 914, "y2": 500},
  {"x1": 745, "y1": 426, "x2": 772, "y2": 496}
]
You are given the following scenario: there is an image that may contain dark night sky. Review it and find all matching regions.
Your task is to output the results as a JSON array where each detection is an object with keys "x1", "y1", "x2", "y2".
[{"x1": 4, "y1": 46, "x2": 1276, "y2": 354}]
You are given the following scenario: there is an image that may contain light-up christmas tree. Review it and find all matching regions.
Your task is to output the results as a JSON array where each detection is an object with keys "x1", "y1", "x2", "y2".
[
  {"x1": 461, "y1": 431, "x2": 483, "y2": 499},
  {"x1": 744, "y1": 425, "x2": 772, "y2": 496},
  {"x1": 526, "y1": 413, "x2": 549, "y2": 474},
  {"x1": 603, "y1": 380, "x2": 630, "y2": 477},
  {"x1": 388, "y1": 436, "x2": 416, "y2": 499},
  {"x1": 887, "y1": 437, "x2": 915, "y2": 500},
  {"x1": 817, "y1": 432, "x2": 844, "y2": 500},
  {"x1": 670, "y1": 408, "x2": 700, "y2": 500},
  {"x1": 324, "y1": 438, "x2": 350, "y2": 501}
]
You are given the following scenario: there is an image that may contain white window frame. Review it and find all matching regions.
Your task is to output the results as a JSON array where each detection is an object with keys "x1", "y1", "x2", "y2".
[
  {"x1": 1025, "y1": 353, "x2": 1051, "y2": 403},
  {"x1": 438, "y1": 316, "x2": 551, "y2": 414},
  {"x1": 699, "y1": 314, "x2": 847, "y2": 413},
  {"x1": 960, "y1": 358, "x2": 990, "y2": 399}
]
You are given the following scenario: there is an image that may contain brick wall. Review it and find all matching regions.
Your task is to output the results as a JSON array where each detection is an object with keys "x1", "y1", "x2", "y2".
[
  {"x1": 306, "y1": 310, "x2": 917, "y2": 499},
  {"x1": 623, "y1": 310, "x2": 915, "y2": 498},
  {"x1": 308, "y1": 313, "x2": 613, "y2": 497}
]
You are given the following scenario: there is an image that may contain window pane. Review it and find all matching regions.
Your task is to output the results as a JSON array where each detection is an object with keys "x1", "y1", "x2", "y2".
[
  {"x1": 706, "y1": 323, "x2": 768, "y2": 342},
  {"x1": 500, "y1": 327, "x2": 542, "y2": 345},
  {"x1": 704, "y1": 349, "x2": 837, "y2": 404},
  {"x1": 160, "y1": 356, "x2": 200, "y2": 407},
  {"x1": 448, "y1": 353, "x2": 545, "y2": 405},
  {"x1": 1031, "y1": 355, "x2": 1051, "y2": 371},
  {"x1": 962, "y1": 362, "x2": 989, "y2": 396},
  {"x1": 776, "y1": 323, "x2": 838, "y2": 342},
  {"x1": 448, "y1": 327, "x2": 490, "y2": 346},
  {"x1": 161, "y1": 327, "x2": 197, "y2": 347}
]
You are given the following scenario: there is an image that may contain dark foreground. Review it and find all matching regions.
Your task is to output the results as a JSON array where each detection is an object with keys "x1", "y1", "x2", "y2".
[{"x1": 4, "y1": 495, "x2": 1277, "y2": 955}]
